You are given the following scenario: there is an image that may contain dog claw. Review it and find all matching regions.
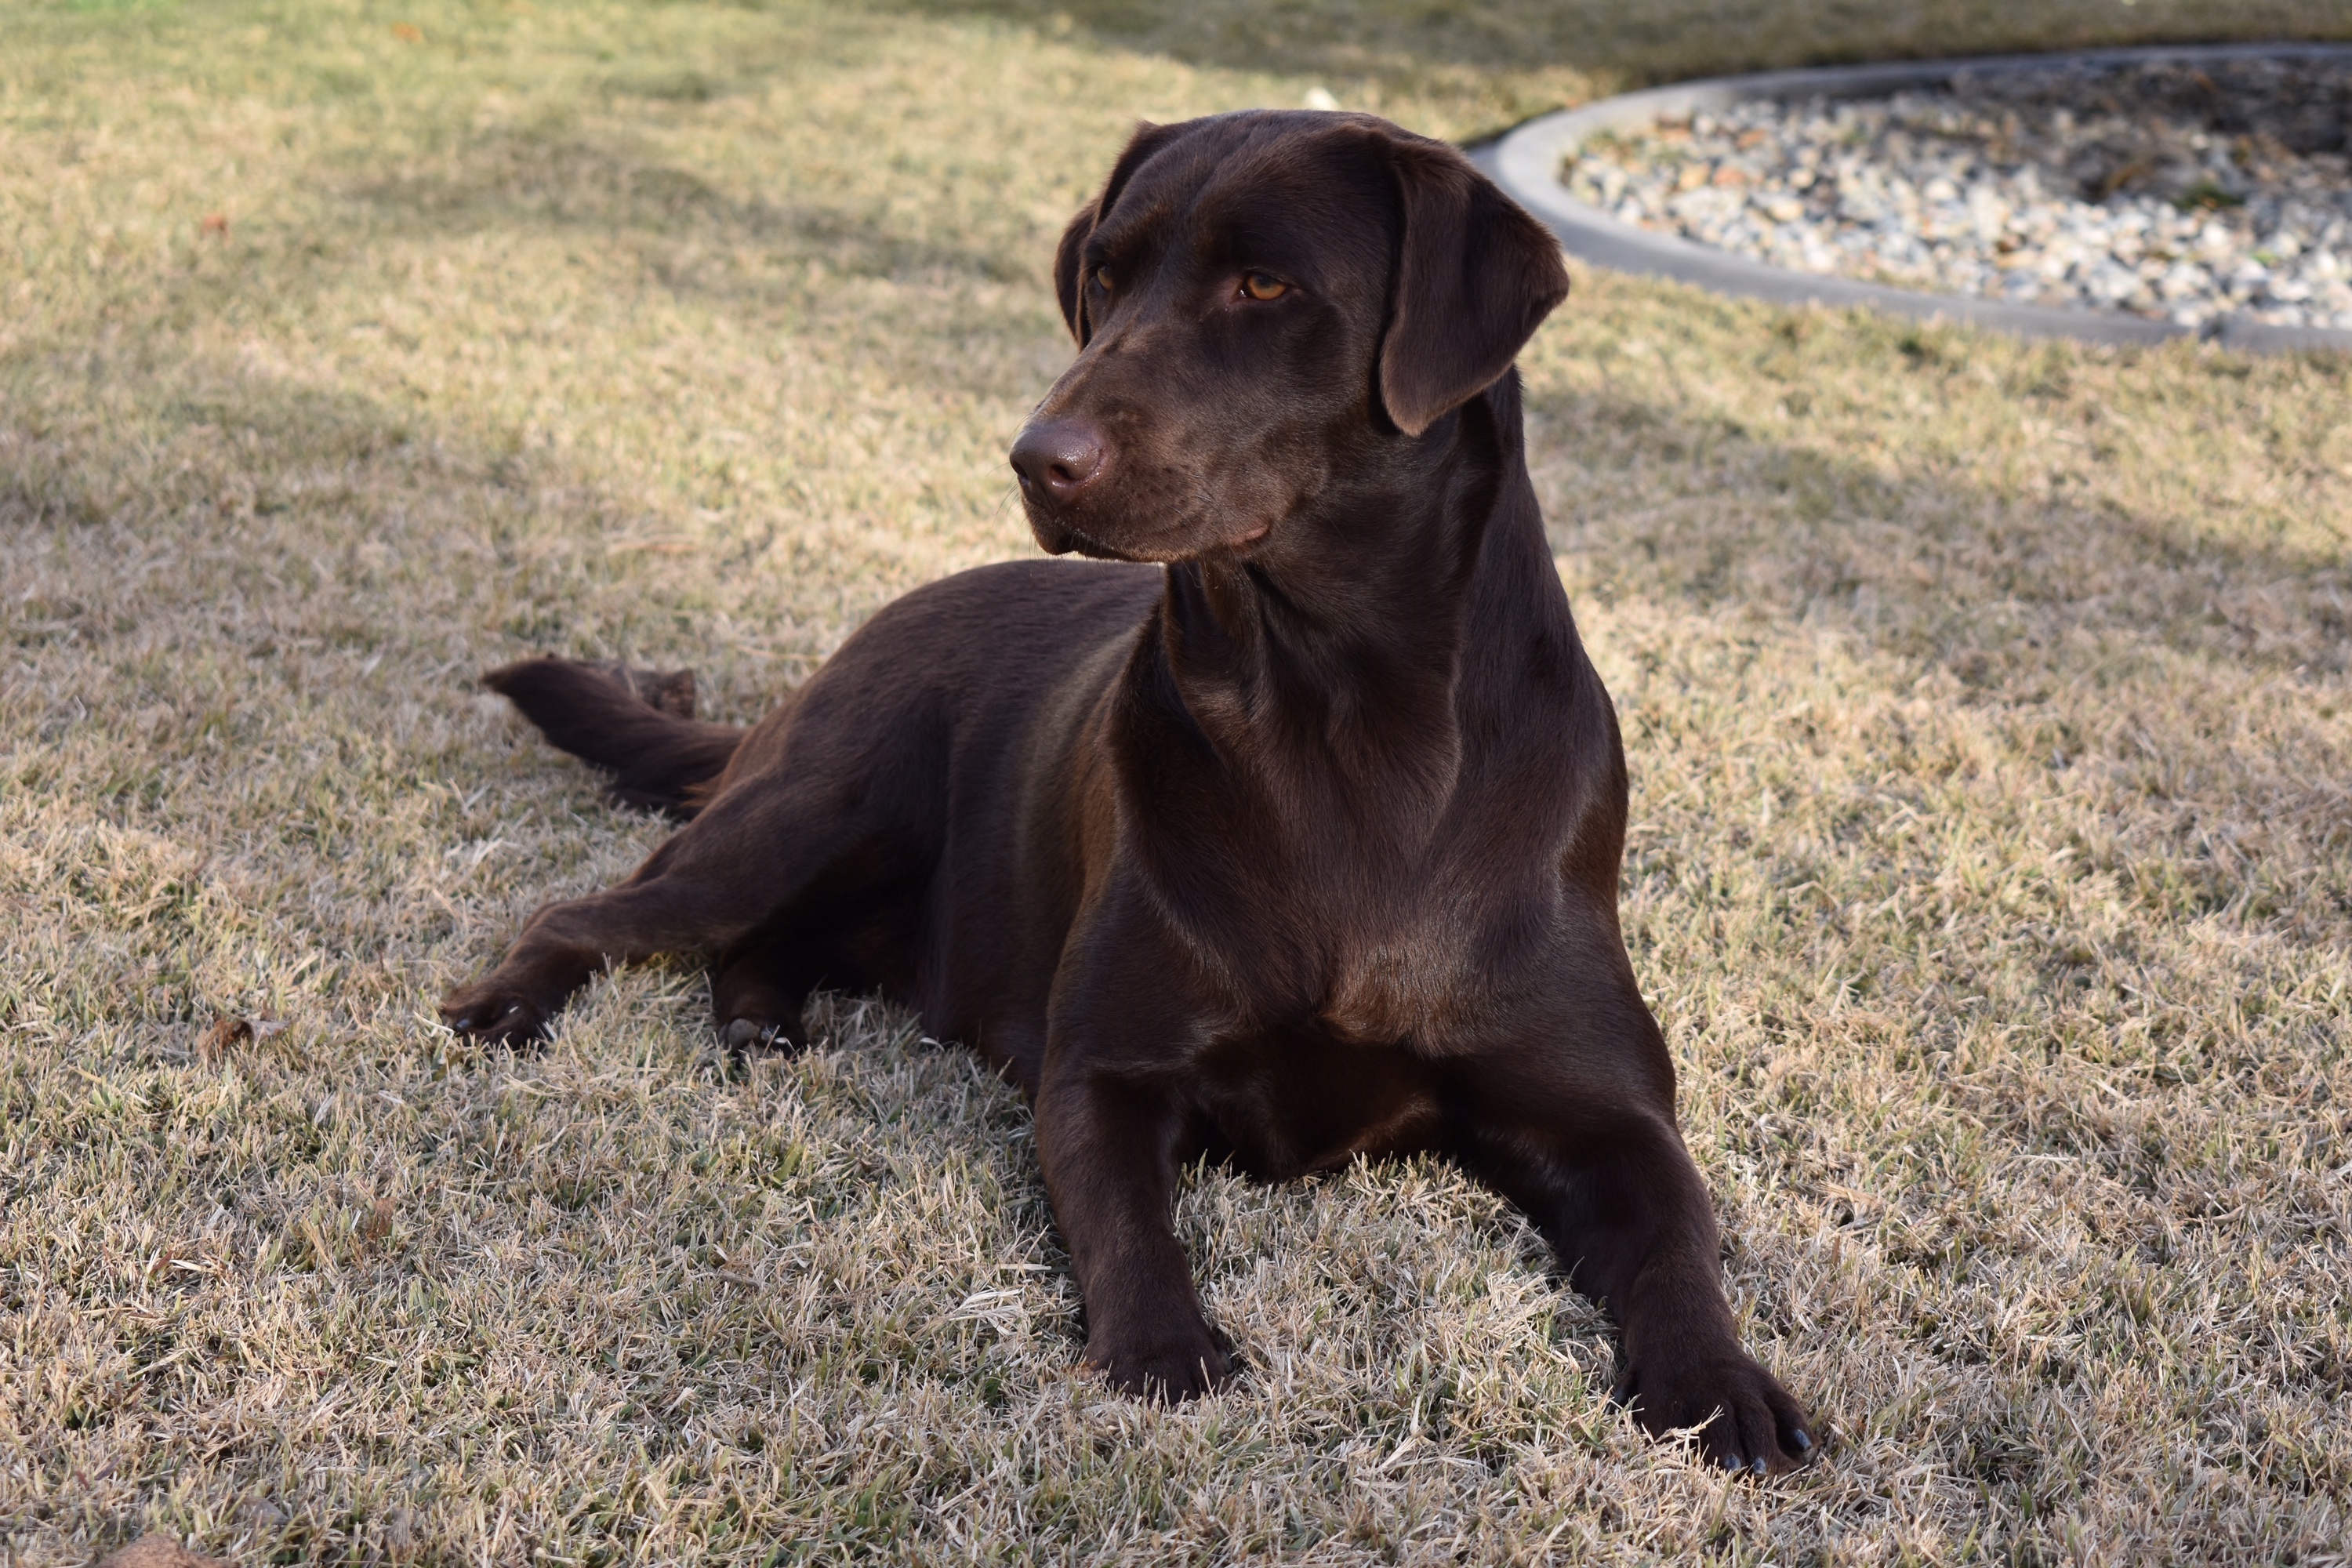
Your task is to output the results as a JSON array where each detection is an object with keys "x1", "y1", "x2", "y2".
[
  {"x1": 1791, "y1": 1428, "x2": 1813, "y2": 1454},
  {"x1": 722, "y1": 1017, "x2": 784, "y2": 1051},
  {"x1": 438, "y1": 989, "x2": 550, "y2": 1044}
]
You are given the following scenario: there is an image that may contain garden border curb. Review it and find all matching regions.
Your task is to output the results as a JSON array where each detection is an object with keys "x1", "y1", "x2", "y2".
[{"x1": 1468, "y1": 42, "x2": 2352, "y2": 353}]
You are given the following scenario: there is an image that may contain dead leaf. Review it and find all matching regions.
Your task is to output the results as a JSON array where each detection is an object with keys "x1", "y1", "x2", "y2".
[
  {"x1": 196, "y1": 1015, "x2": 251, "y2": 1059},
  {"x1": 391, "y1": 23, "x2": 423, "y2": 42},
  {"x1": 97, "y1": 1535, "x2": 228, "y2": 1568},
  {"x1": 237, "y1": 1498, "x2": 289, "y2": 1530},
  {"x1": 199, "y1": 213, "x2": 227, "y2": 237}
]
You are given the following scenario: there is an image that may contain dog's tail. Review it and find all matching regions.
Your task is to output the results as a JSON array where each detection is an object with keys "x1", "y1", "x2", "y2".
[{"x1": 482, "y1": 657, "x2": 746, "y2": 819}]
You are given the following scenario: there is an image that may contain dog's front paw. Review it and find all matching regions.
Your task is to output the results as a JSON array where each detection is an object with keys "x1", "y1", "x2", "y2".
[
  {"x1": 439, "y1": 979, "x2": 554, "y2": 1046},
  {"x1": 1613, "y1": 1344, "x2": 1813, "y2": 1476},
  {"x1": 1086, "y1": 1324, "x2": 1233, "y2": 1403},
  {"x1": 719, "y1": 1013, "x2": 808, "y2": 1054},
  {"x1": 721, "y1": 1016, "x2": 782, "y2": 1051}
]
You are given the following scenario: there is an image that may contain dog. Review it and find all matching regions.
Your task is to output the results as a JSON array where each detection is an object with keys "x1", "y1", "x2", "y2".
[{"x1": 442, "y1": 109, "x2": 1813, "y2": 1474}]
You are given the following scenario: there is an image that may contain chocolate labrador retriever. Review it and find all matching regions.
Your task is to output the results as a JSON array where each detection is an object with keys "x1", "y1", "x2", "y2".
[{"x1": 442, "y1": 110, "x2": 1813, "y2": 1474}]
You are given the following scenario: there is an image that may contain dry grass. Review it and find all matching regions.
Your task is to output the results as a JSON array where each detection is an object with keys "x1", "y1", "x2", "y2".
[{"x1": 4, "y1": 0, "x2": 2350, "y2": 1563}]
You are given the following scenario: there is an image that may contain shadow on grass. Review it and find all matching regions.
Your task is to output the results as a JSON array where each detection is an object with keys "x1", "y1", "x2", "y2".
[
  {"x1": 867, "y1": 0, "x2": 2352, "y2": 96},
  {"x1": 332, "y1": 124, "x2": 1038, "y2": 290},
  {"x1": 1527, "y1": 372, "x2": 2352, "y2": 685}
]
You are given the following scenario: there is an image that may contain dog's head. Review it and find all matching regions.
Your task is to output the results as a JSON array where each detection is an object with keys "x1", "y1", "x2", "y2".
[{"x1": 1010, "y1": 111, "x2": 1568, "y2": 564}]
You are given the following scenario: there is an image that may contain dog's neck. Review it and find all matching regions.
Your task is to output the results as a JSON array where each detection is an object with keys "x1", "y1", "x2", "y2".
[{"x1": 1145, "y1": 374, "x2": 1570, "y2": 804}]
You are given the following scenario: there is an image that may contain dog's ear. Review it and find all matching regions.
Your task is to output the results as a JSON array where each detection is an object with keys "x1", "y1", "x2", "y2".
[
  {"x1": 1051, "y1": 197, "x2": 1100, "y2": 346},
  {"x1": 1054, "y1": 119, "x2": 1189, "y2": 346},
  {"x1": 1377, "y1": 139, "x2": 1570, "y2": 437}
]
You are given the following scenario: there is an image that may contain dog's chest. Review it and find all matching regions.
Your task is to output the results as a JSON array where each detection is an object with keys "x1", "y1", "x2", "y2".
[
  {"x1": 1191, "y1": 1022, "x2": 1445, "y2": 1179},
  {"x1": 1316, "y1": 942, "x2": 1480, "y2": 1048},
  {"x1": 1299, "y1": 881, "x2": 1542, "y2": 1051},
  {"x1": 1196, "y1": 935, "x2": 1524, "y2": 1177}
]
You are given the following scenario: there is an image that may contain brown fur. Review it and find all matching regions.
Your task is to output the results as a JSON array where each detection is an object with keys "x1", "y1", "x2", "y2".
[{"x1": 444, "y1": 110, "x2": 1813, "y2": 1474}]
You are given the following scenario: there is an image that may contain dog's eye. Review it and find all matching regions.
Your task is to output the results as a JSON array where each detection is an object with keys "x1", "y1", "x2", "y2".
[
  {"x1": 1093, "y1": 266, "x2": 1112, "y2": 292},
  {"x1": 1240, "y1": 271, "x2": 1289, "y2": 301}
]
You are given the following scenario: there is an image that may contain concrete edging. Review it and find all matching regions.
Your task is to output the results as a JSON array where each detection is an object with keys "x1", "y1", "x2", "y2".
[{"x1": 1469, "y1": 42, "x2": 2352, "y2": 353}]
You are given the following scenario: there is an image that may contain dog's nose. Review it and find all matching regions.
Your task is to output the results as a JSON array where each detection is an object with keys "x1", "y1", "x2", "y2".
[{"x1": 1010, "y1": 420, "x2": 1105, "y2": 503}]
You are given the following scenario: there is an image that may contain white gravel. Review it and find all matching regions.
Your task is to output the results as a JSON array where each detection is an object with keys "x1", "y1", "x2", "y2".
[{"x1": 1560, "y1": 56, "x2": 2352, "y2": 330}]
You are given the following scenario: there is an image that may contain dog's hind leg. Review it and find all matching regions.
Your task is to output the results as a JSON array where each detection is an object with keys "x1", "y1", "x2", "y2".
[
  {"x1": 709, "y1": 926, "x2": 829, "y2": 1052},
  {"x1": 440, "y1": 768, "x2": 919, "y2": 1046}
]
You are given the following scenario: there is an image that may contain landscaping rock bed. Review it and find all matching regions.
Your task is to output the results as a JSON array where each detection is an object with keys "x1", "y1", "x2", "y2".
[{"x1": 1559, "y1": 56, "x2": 2352, "y2": 332}]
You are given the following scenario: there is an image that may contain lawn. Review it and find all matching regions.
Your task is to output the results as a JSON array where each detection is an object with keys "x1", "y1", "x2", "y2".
[{"x1": 3, "y1": 0, "x2": 2349, "y2": 1562}]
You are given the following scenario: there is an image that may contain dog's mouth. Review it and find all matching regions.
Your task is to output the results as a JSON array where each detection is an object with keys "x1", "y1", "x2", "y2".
[
  {"x1": 1031, "y1": 510, "x2": 1142, "y2": 562},
  {"x1": 1029, "y1": 504, "x2": 1274, "y2": 565},
  {"x1": 1061, "y1": 524, "x2": 1141, "y2": 562}
]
